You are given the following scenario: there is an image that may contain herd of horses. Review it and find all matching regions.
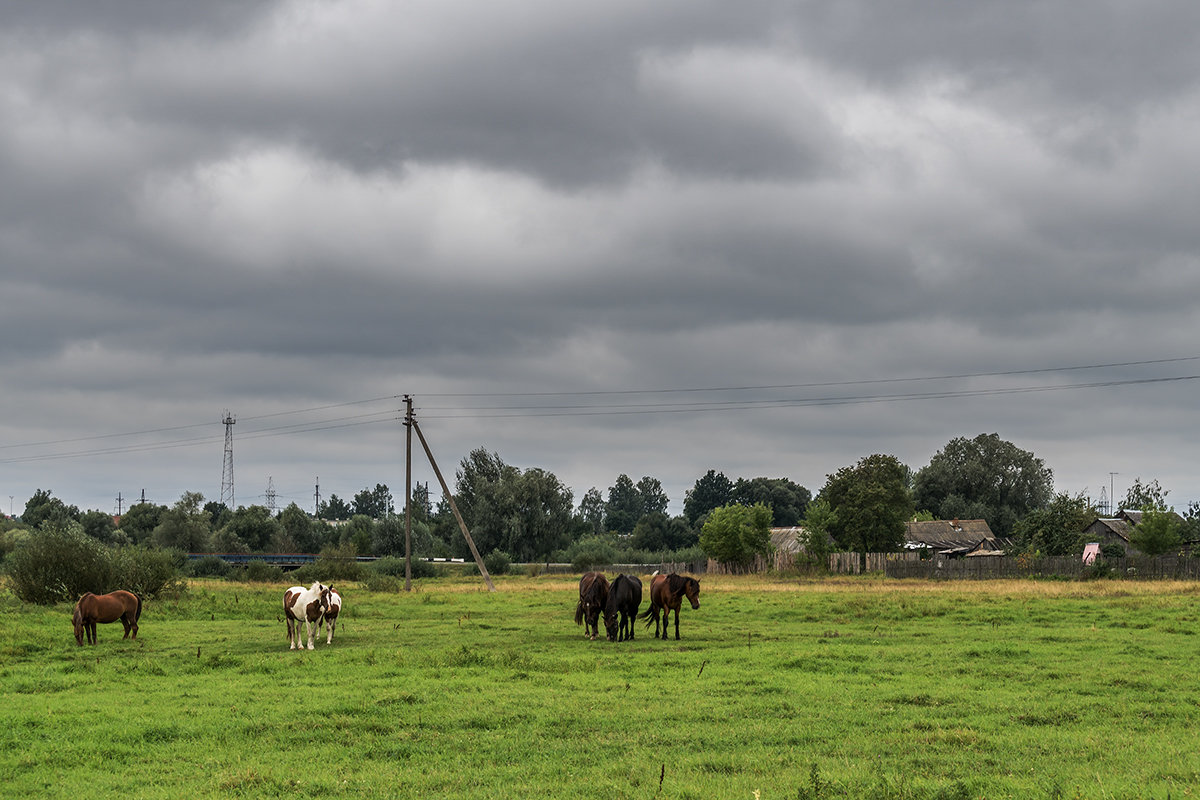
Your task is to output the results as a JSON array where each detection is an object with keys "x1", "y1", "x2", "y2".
[
  {"x1": 72, "y1": 571, "x2": 700, "y2": 648},
  {"x1": 576, "y1": 571, "x2": 701, "y2": 642}
]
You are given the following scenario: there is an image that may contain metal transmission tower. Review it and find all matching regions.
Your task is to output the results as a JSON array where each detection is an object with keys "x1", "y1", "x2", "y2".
[
  {"x1": 266, "y1": 476, "x2": 277, "y2": 514},
  {"x1": 220, "y1": 411, "x2": 236, "y2": 508}
]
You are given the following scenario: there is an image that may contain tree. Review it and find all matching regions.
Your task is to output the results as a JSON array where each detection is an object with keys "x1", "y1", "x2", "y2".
[
  {"x1": 731, "y1": 477, "x2": 811, "y2": 526},
  {"x1": 684, "y1": 470, "x2": 733, "y2": 527},
  {"x1": 799, "y1": 497, "x2": 837, "y2": 568},
  {"x1": 822, "y1": 454, "x2": 913, "y2": 564},
  {"x1": 636, "y1": 476, "x2": 669, "y2": 516},
  {"x1": 1121, "y1": 478, "x2": 1168, "y2": 512},
  {"x1": 319, "y1": 494, "x2": 352, "y2": 521},
  {"x1": 119, "y1": 502, "x2": 166, "y2": 545},
  {"x1": 578, "y1": 487, "x2": 605, "y2": 537},
  {"x1": 912, "y1": 433, "x2": 1052, "y2": 537},
  {"x1": 79, "y1": 509, "x2": 124, "y2": 545},
  {"x1": 409, "y1": 482, "x2": 432, "y2": 523},
  {"x1": 220, "y1": 505, "x2": 278, "y2": 552},
  {"x1": 276, "y1": 503, "x2": 324, "y2": 553},
  {"x1": 452, "y1": 448, "x2": 576, "y2": 562},
  {"x1": 604, "y1": 474, "x2": 642, "y2": 535},
  {"x1": 153, "y1": 492, "x2": 212, "y2": 552},
  {"x1": 699, "y1": 503, "x2": 773, "y2": 568},
  {"x1": 353, "y1": 484, "x2": 394, "y2": 519},
  {"x1": 22, "y1": 489, "x2": 80, "y2": 529},
  {"x1": 340, "y1": 514, "x2": 376, "y2": 555},
  {"x1": 1011, "y1": 492, "x2": 1095, "y2": 556},
  {"x1": 1130, "y1": 508, "x2": 1183, "y2": 556}
]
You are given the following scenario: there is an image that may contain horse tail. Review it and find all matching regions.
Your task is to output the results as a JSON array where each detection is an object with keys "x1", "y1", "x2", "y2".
[
  {"x1": 574, "y1": 599, "x2": 584, "y2": 626},
  {"x1": 134, "y1": 593, "x2": 143, "y2": 623}
]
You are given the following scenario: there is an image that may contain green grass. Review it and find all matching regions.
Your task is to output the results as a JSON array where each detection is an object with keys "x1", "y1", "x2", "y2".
[{"x1": 2, "y1": 575, "x2": 1200, "y2": 798}]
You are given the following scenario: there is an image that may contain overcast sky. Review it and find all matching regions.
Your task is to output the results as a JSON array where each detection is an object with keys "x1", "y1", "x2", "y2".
[{"x1": 3, "y1": 1, "x2": 1200, "y2": 521}]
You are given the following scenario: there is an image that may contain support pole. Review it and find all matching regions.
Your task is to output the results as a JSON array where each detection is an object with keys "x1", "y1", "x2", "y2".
[
  {"x1": 404, "y1": 395, "x2": 413, "y2": 592},
  {"x1": 411, "y1": 418, "x2": 496, "y2": 592}
]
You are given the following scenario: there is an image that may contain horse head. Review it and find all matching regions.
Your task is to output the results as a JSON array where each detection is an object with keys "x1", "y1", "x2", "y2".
[
  {"x1": 602, "y1": 606, "x2": 619, "y2": 641},
  {"x1": 71, "y1": 601, "x2": 85, "y2": 646},
  {"x1": 684, "y1": 577, "x2": 700, "y2": 609}
]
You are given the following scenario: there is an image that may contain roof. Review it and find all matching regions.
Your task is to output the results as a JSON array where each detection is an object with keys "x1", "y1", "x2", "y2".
[
  {"x1": 1086, "y1": 518, "x2": 1132, "y2": 542},
  {"x1": 904, "y1": 519, "x2": 995, "y2": 549},
  {"x1": 769, "y1": 527, "x2": 805, "y2": 554}
]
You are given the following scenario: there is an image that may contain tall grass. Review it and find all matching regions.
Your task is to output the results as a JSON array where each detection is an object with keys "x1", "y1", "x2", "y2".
[{"x1": 1, "y1": 574, "x2": 1198, "y2": 798}]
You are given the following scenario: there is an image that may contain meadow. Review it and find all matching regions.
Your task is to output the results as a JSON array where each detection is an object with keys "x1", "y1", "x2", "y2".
[{"x1": 2, "y1": 574, "x2": 1199, "y2": 800}]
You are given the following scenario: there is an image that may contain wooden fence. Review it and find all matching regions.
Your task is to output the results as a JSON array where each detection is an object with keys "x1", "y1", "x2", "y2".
[
  {"x1": 885, "y1": 554, "x2": 1200, "y2": 580},
  {"x1": 827, "y1": 551, "x2": 921, "y2": 574}
]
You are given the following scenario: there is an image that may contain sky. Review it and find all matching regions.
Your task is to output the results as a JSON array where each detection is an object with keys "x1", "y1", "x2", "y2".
[{"x1": 3, "y1": 1, "x2": 1200, "y2": 521}]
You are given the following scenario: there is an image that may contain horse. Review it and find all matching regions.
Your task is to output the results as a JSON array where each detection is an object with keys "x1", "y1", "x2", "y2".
[
  {"x1": 318, "y1": 586, "x2": 342, "y2": 645},
  {"x1": 640, "y1": 571, "x2": 700, "y2": 640},
  {"x1": 284, "y1": 581, "x2": 330, "y2": 651},
  {"x1": 603, "y1": 573, "x2": 642, "y2": 642},
  {"x1": 72, "y1": 590, "x2": 141, "y2": 646},
  {"x1": 574, "y1": 571, "x2": 610, "y2": 640}
]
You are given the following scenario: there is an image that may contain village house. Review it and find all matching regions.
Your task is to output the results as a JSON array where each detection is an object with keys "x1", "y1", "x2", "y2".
[{"x1": 903, "y1": 518, "x2": 1011, "y2": 558}]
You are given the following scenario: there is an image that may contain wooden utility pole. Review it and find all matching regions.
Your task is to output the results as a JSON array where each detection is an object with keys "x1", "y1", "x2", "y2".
[
  {"x1": 404, "y1": 395, "x2": 413, "y2": 592},
  {"x1": 410, "y1": 414, "x2": 496, "y2": 592}
]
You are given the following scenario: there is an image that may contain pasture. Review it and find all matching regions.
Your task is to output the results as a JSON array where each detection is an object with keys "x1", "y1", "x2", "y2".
[{"x1": 2, "y1": 575, "x2": 1199, "y2": 799}]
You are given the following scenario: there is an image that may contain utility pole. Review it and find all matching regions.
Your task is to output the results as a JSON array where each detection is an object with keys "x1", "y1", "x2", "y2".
[
  {"x1": 409, "y1": 406, "x2": 495, "y2": 592},
  {"x1": 220, "y1": 411, "x2": 236, "y2": 509},
  {"x1": 314, "y1": 477, "x2": 322, "y2": 518},
  {"x1": 404, "y1": 395, "x2": 413, "y2": 592},
  {"x1": 1110, "y1": 472, "x2": 1119, "y2": 515},
  {"x1": 115, "y1": 492, "x2": 124, "y2": 517}
]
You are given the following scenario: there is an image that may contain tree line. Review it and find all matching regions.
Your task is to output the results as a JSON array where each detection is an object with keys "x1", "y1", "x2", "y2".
[{"x1": 4, "y1": 432, "x2": 1198, "y2": 575}]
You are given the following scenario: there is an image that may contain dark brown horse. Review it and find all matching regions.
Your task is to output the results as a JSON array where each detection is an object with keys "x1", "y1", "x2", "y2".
[
  {"x1": 72, "y1": 590, "x2": 142, "y2": 645},
  {"x1": 640, "y1": 572, "x2": 700, "y2": 640},
  {"x1": 603, "y1": 573, "x2": 642, "y2": 642},
  {"x1": 575, "y1": 571, "x2": 610, "y2": 640}
]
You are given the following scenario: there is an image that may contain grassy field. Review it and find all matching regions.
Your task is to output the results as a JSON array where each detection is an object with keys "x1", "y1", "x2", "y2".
[{"x1": 2, "y1": 574, "x2": 1199, "y2": 799}]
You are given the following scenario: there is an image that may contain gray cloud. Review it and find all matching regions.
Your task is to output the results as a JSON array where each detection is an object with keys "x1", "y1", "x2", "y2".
[{"x1": 3, "y1": 1, "x2": 1200, "y2": 516}]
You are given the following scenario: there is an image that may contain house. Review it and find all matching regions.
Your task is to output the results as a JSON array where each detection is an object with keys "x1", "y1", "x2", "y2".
[
  {"x1": 1084, "y1": 518, "x2": 1134, "y2": 554},
  {"x1": 1084, "y1": 510, "x2": 1187, "y2": 556},
  {"x1": 903, "y1": 519, "x2": 1012, "y2": 557}
]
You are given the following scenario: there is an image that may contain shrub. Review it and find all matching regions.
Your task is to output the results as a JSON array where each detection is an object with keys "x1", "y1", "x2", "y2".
[
  {"x1": 188, "y1": 555, "x2": 232, "y2": 578},
  {"x1": 370, "y1": 556, "x2": 439, "y2": 580},
  {"x1": 1100, "y1": 543, "x2": 1127, "y2": 560},
  {"x1": 109, "y1": 546, "x2": 188, "y2": 598},
  {"x1": 240, "y1": 561, "x2": 285, "y2": 583},
  {"x1": 483, "y1": 550, "x2": 511, "y2": 576},
  {"x1": 568, "y1": 536, "x2": 618, "y2": 572},
  {"x1": 5, "y1": 523, "x2": 114, "y2": 604},
  {"x1": 361, "y1": 571, "x2": 402, "y2": 593}
]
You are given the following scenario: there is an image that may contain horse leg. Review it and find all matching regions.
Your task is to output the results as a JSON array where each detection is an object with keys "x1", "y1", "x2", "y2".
[
  {"x1": 121, "y1": 613, "x2": 133, "y2": 639},
  {"x1": 305, "y1": 619, "x2": 315, "y2": 650},
  {"x1": 287, "y1": 617, "x2": 297, "y2": 650},
  {"x1": 326, "y1": 617, "x2": 335, "y2": 645},
  {"x1": 88, "y1": 621, "x2": 97, "y2": 645},
  {"x1": 674, "y1": 607, "x2": 680, "y2": 640}
]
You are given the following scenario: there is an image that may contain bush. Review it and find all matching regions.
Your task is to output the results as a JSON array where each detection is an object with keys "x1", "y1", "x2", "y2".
[
  {"x1": 483, "y1": 550, "x2": 511, "y2": 576},
  {"x1": 568, "y1": 536, "x2": 618, "y2": 572},
  {"x1": 369, "y1": 556, "x2": 439, "y2": 580},
  {"x1": 5, "y1": 523, "x2": 115, "y2": 604},
  {"x1": 240, "y1": 561, "x2": 285, "y2": 583},
  {"x1": 109, "y1": 546, "x2": 187, "y2": 599},
  {"x1": 1100, "y1": 543, "x2": 1127, "y2": 560},
  {"x1": 188, "y1": 555, "x2": 232, "y2": 578},
  {"x1": 361, "y1": 571, "x2": 402, "y2": 592}
]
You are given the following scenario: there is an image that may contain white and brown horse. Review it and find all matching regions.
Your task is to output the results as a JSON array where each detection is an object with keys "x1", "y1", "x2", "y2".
[
  {"x1": 283, "y1": 582, "x2": 330, "y2": 650},
  {"x1": 319, "y1": 586, "x2": 342, "y2": 645},
  {"x1": 72, "y1": 590, "x2": 141, "y2": 645}
]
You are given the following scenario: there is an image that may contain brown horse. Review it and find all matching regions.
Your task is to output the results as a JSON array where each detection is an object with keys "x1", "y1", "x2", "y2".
[
  {"x1": 72, "y1": 590, "x2": 142, "y2": 645},
  {"x1": 640, "y1": 572, "x2": 700, "y2": 640},
  {"x1": 574, "y1": 571, "x2": 610, "y2": 640}
]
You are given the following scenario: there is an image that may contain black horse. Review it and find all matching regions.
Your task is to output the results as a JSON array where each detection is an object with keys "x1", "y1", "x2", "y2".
[
  {"x1": 640, "y1": 571, "x2": 700, "y2": 640},
  {"x1": 602, "y1": 574, "x2": 642, "y2": 642},
  {"x1": 575, "y1": 571, "x2": 610, "y2": 640}
]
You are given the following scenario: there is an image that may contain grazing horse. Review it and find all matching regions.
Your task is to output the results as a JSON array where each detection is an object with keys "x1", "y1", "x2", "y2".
[
  {"x1": 640, "y1": 571, "x2": 700, "y2": 640},
  {"x1": 72, "y1": 590, "x2": 141, "y2": 645},
  {"x1": 319, "y1": 587, "x2": 342, "y2": 645},
  {"x1": 574, "y1": 571, "x2": 610, "y2": 640},
  {"x1": 603, "y1": 574, "x2": 643, "y2": 642},
  {"x1": 284, "y1": 582, "x2": 330, "y2": 651}
]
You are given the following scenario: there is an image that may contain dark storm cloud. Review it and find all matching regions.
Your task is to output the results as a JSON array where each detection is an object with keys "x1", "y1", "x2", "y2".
[{"x1": 2, "y1": 0, "x2": 1200, "y2": 515}]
